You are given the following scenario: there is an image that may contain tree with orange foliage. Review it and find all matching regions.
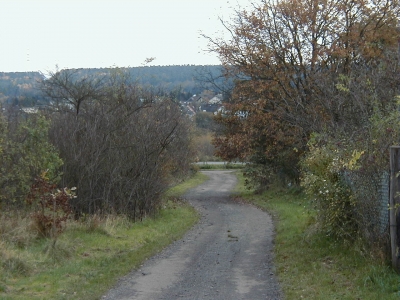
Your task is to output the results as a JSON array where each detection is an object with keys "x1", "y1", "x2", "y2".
[{"x1": 206, "y1": 0, "x2": 399, "y2": 188}]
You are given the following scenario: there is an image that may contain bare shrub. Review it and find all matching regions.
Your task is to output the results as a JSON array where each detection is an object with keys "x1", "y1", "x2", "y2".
[{"x1": 41, "y1": 69, "x2": 194, "y2": 220}]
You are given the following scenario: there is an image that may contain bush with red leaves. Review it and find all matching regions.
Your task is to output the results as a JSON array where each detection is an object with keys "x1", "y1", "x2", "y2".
[{"x1": 26, "y1": 173, "x2": 75, "y2": 238}]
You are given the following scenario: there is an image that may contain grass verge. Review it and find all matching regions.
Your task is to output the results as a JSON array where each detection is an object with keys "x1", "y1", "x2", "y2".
[
  {"x1": 0, "y1": 172, "x2": 207, "y2": 300},
  {"x1": 234, "y1": 171, "x2": 400, "y2": 299}
]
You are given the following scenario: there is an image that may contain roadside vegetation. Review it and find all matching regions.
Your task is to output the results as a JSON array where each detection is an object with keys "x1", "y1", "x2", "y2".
[
  {"x1": 192, "y1": 111, "x2": 221, "y2": 163},
  {"x1": 207, "y1": 0, "x2": 400, "y2": 266},
  {"x1": 1, "y1": 0, "x2": 399, "y2": 297},
  {"x1": 234, "y1": 172, "x2": 400, "y2": 299},
  {"x1": 0, "y1": 172, "x2": 206, "y2": 300},
  {"x1": 0, "y1": 66, "x2": 207, "y2": 299}
]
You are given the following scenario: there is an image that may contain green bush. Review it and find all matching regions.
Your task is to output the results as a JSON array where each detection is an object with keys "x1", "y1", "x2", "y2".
[
  {"x1": 0, "y1": 113, "x2": 63, "y2": 207},
  {"x1": 300, "y1": 134, "x2": 358, "y2": 241},
  {"x1": 243, "y1": 163, "x2": 274, "y2": 192},
  {"x1": 301, "y1": 101, "x2": 400, "y2": 246}
]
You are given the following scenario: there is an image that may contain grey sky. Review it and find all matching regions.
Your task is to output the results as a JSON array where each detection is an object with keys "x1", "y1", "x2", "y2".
[{"x1": 0, "y1": 0, "x2": 249, "y2": 72}]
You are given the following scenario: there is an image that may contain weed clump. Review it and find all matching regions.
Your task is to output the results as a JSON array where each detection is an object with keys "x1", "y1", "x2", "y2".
[
  {"x1": 0, "y1": 213, "x2": 37, "y2": 248},
  {"x1": 1, "y1": 253, "x2": 31, "y2": 277}
]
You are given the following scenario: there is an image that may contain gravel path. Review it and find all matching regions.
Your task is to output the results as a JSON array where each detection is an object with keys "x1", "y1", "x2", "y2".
[{"x1": 102, "y1": 170, "x2": 282, "y2": 300}]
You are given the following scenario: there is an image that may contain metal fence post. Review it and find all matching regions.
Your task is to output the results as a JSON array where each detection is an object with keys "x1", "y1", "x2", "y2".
[{"x1": 389, "y1": 146, "x2": 400, "y2": 271}]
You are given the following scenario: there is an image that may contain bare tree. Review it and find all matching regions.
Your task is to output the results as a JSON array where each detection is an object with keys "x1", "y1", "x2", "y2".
[{"x1": 40, "y1": 68, "x2": 106, "y2": 115}]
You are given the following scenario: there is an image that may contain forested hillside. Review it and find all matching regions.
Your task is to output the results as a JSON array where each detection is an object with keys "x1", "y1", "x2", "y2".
[
  {"x1": 0, "y1": 72, "x2": 44, "y2": 106},
  {"x1": 0, "y1": 65, "x2": 224, "y2": 106}
]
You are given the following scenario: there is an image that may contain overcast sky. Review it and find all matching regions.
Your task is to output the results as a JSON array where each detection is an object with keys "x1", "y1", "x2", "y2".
[{"x1": 0, "y1": 0, "x2": 250, "y2": 73}]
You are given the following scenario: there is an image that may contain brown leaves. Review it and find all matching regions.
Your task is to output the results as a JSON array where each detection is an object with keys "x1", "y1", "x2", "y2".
[
  {"x1": 209, "y1": 0, "x2": 399, "y2": 183},
  {"x1": 26, "y1": 173, "x2": 74, "y2": 238}
]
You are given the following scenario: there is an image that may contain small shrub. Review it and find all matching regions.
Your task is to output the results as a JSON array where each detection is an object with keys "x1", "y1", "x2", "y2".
[
  {"x1": 26, "y1": 172, "x2": 75, "y2": 238},
  {"x1": 243, "y1": 163, "x2": 274, "y2": 193}
]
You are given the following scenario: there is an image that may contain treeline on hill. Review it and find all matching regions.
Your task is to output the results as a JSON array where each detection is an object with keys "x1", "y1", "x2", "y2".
[
  {"x1": 79, "y1": 65, "x2": 229, "y2": 101},
  {"x1": 0, "y1": 65, "x2": 226, "y2": 107},
  {"x1": 0, "y1": 72, "x2": 44, "y2": 107},
  {"x1": 208, "y1": 0, "x2": 400, "y2": 255},
  {"x1": 0, "y1": 68, "x2": 196, "y2": 237}
]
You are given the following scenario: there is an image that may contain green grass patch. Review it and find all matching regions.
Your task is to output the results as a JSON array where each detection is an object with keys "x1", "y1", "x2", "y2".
[
  {"x1": 165, "y1": 171, "x2": 208, "y2": 198},
  {"x1": 234, "y1": 171, "x2": 400, "y2": 299},
  {"x1": 0, "y1": 172, "x2": 207, "y2": 300}
]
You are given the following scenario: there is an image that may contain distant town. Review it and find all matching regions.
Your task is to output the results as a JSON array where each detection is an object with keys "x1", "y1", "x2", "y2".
[{"x1": 0, "y1": 65, "x2": 228, "y2": 118}]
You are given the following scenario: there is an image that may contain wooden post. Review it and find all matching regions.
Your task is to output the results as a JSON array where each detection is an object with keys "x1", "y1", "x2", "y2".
[{"x1": 389, "y1": 146, "x2": 400, "y2": 271}]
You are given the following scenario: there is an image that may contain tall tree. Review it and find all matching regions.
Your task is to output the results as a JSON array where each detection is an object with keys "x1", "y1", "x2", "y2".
[{"x1": 206, "y1": 0, "x2": 399, "y2": 185}]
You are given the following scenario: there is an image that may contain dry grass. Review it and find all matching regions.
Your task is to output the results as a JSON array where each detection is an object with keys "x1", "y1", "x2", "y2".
[
  {"x1": 0, "y1": 212, "x2": 38, "y2": 249},
  {"x1": 0, "y1": 171, "x2": 206, "y2": 299}
]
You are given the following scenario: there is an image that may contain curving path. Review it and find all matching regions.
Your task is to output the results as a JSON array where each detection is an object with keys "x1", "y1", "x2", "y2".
[{"x1": 103, "y1": 170, "x2": 282, "y2": 300}]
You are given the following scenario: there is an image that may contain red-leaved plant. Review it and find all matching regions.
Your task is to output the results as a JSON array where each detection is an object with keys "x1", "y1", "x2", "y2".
[{"x1": 26, "y1": 172, "x2": 75, "y2": 238}]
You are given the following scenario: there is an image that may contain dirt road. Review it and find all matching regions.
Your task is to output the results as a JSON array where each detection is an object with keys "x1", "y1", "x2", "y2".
[{"x1": 103, "y1": 170, "x2": 282, "y2": 299}]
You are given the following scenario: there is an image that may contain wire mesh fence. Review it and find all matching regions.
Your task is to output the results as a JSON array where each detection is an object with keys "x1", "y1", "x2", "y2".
[{"x1": 344, "y1": 170, "x2": 390, "y2": 244}]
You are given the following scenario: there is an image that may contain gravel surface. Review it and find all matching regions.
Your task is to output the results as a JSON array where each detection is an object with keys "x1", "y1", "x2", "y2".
[{"x1": 102, "y1": 170, "x2": 282, "y2": 300}]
